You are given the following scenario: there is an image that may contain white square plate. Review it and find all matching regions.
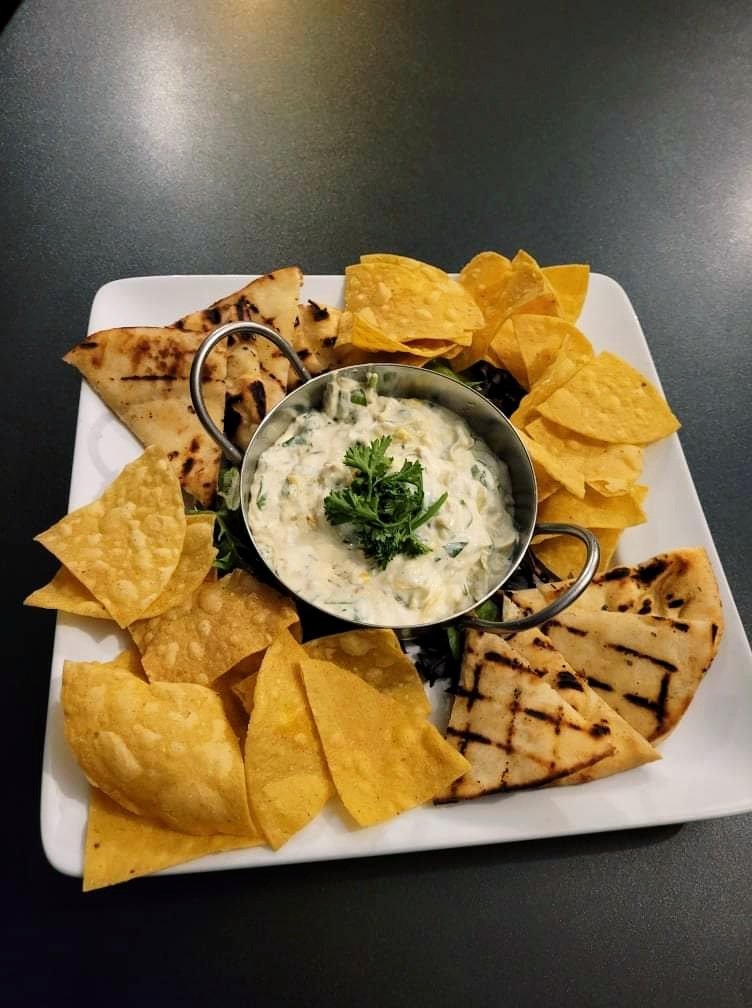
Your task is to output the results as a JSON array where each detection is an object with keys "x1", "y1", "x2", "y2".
[{"x1": 41, "y1": 273, "x2": 752, "y2": 878}]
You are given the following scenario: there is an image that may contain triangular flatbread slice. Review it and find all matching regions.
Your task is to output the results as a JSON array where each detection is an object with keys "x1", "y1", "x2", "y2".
[
  {"x1": 174, "y1": 267, "x2": 303, "y2": 447},
  {"x1": 531, "y1": 608, "x2": 717, "y2": 741},
  {"x1": 290, "y1": 300, "x2": 344, "y2": 382},
  {"x1": 64, "y1": 327, "x2": 225, "y2": 506},
  {"x1": 509, "y1": 548, "x2": 723, "y2": 656},
  {"x1": 502, "y1": 601, "x2": 660, "y2": 784},
  {"x1": 438, "y1": 631, "x2": 614, "y2": 801}
]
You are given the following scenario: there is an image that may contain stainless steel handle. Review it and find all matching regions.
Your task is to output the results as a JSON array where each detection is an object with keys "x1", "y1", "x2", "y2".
[
  {"x1": 461, "y1": 523, "x2": 599, "y2": 635},
  {"x1": 189, "y1": 320, "x2": 313, "y2": 466}
]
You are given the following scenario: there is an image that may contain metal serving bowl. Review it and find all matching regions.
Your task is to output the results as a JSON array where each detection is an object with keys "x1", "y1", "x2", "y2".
[{"x1": 190, "y1": 320, "x2": 599, "y2": 638}]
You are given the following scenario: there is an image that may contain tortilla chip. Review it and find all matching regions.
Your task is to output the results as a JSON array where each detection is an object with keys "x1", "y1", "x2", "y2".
[
  {"x1": 137, "y1": 514, "x2": 216, "y2": 619},
  {"x1": 300, "y1": 657, "x2": 468, "y2": 826},
  {"x1": 517, "y1": 429, "x2": 585, "y2": 499},
  {"x1": 452, "y1": 252, "x2": 513, "y2": 370},
  {"x1": 541, "y1": 265, "x2": 590, "y2": 323},
  {"x1": 487, "y1": 318, "x2": 529, "y2": 388},
  {"x1": 64, "y1": 328, "x2": 225, "y2": 507},
  {"x1": 531, "y1": 609, "x2": 717, "y2": 741},
  {"x1": 345, "y1": 256, "x2": 482, "y2": 346},
  {"x1": 532, "y1": 528, "x2": 621, "y2": 578},
  {"x1": 175, "y1": 267, "x2": 303, "y2": 448},
  {"x1": 84, "y1": 788, "x2": 263, "y2": 891},
  {"x1": 35, "y1": 446, "x2": 185, "y2": 628},
  {"x1": 133, "y1": 569, "x2": 298, "y2": 685},
  {"x1": 437, "y1": 632, "x2": 614, "y2": 800},
  {"x1": 62, "y1": 651, "x2": 256, "y2": 835},
  {"x1": 24, "y1": 566, "x2": 110, "y2": 620},
  {"x1": 513, "y1": 315, "x2": 593, "y2": 387},
  {"x1": 231, "y1": 670, "x2": 258, "y2": 715},
  {"x1": 458, "y1": 251, "x2": 512, "y2": 314},
  {"x1": 510, "y1": 333, "x2": 594, "y2": 429},
  {"x1": 303, "y1": 629, "x2": 430, "y2": 717},
  {"x1": 538, "y1": 485, "x2": 646, "y2": 529},
  {"x1": 525, "y1": 417, "x2": 643, "y2": 493},
  {"x1": 537, "y1": 351, "x2": 680, "y2": 444},
  {"x1": 501, "y1": 603, "x2": 659, "y2": 784},
  {"x1": 244, "y1": 630, "x2": 333, "y2": 849}
]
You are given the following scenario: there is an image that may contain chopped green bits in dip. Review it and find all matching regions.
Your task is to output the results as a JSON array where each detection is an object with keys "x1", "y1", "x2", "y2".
[{"x1": 248, "y1": 373, "x2": 517, "y2": 625}]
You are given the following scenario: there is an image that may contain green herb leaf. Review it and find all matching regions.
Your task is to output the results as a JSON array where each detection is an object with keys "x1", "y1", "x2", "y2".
[
  {"x1": 443, "y1": 541, "x2": 467, "y2": 558},
  {"x1": 323, "y1": 437, "x2": 447, "y2": 569},
  {"x1": 281, "y1": 433, "x2": 308, "y2": 447},
  {"x1": 426, "y1": 359, "x2": 482, "y2": 388},
  {"x1": 217, "y1": 466, "x2": 241, "y2": 512},
  {"x1": 350, "y1": 389, "x2": 367, "y2": 406},
  {"x1": 446, "y1": 626, "x2": 463, "y2": 662},
  {"x1": 474, "y1": 598, "x2": 499, "y2": 621},
  {"x1": 190, "y1": 464, "x2": 256, "y2": 575},
  {"x1": 471, "y1": 463, "x2": 489, "y2": 487}
]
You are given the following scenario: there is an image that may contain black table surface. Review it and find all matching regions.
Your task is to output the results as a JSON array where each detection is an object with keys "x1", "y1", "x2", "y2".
[{"x1": 3, "y1": 1, "x2": 751, "y2": 1004}]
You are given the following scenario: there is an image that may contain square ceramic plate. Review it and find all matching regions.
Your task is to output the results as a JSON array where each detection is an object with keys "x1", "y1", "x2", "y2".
[{"x1": 41, "y1": 273, "x2": 752, "y2": 878}]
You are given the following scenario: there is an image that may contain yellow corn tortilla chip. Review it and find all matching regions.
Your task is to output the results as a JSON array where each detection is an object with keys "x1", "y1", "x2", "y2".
[
  {"x1": 502, "y1": 250, "x2": 561, "y2": 317},
  {"x1": 132, "y1": 569, "x2": 298, "y2": 685},
  {"x1": 537, "y1": 351, "x2": 680, "y2": 444},
  {"x1": 487, "y1": 318, "x2": 529, "y2": 388},
  {"x1": 525, "y1": 417, "x2": 644, "y2": 494},
  {"x1": 452, "y1": 252, "x2": 513, "y2": 370},
  {"x1": 517, "y1": 429, "x2": 585, "y2": 499},
  {"x1": 232, "y1": 670, "x2": 258, "y2": 715},
  {"x1": 244, "y1": 630, "x2": 333, "y2": 849},
  {"x1": 541, "y1": 265, "x2": 590, "y2": 323},
  {"x1": 458, "y1": 251, "x2": 512, "y2": 314},
  {"x1": 303, "y1": 629, "x2": 430, "y2": 717},
  {"x1": 62, "y1": 651, "x2": 256, "y2": 836},
  {"x1": 532, "y1": 528, "x2": 621, "y2": 579},
  {"x1": 35, "y1": 446, "x2": 185, "y2": 628},
  {"x1": 345, "y1": 256, "x2": 481, "y2": 346},
  {"x1": 24, "y1": 566, "x2": 110, "y2": 620},
  {"x1": 510, "y1": 334, "x2": 594, "y2": 429},
  {"x1": 513, "y1": 315, "x2": 593, "y2": 387},
  {"x1": 300, "y1": 657, "x2": 469, "y2": 827},
  {"x1": 84, "y1": 788, "x2": 263, "y2": 891},
  {"x1": 538, "y1": 486, "x2": 646, "y2": 529},
  {"x1": 135, "y1": 513, "x2": 216, "y2": 619}
]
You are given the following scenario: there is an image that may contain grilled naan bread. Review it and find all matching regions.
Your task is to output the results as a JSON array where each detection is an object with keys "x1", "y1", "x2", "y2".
[
  {"x1": 174, "y1": 267, "x2": 303, "y2": 448},
  {"x1": 437, "y1": 631, "x2": 614, "y2": 801},
  {"x1": 510, "y1": 548, "x2": 724, "y2": 656},
  {"x1": 502, "y1": 601, "x2": 660, "y2": 783},
  {"x1": 64, "y1": 327, "x2": 226, "y2": 506},
  {"x1": 524, "y1": 608, "x2": 717, "y2": 742},
  {"x1": 290, "y1": 300, "x2": 344, "y2": 383}
]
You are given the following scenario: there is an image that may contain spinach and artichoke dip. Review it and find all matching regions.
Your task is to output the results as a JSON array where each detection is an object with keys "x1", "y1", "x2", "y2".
[{"x1": 248, "y1": 373, "x2": 516, "y2": 625}]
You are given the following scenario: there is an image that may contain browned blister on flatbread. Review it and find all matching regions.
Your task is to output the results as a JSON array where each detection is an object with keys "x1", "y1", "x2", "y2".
[
  {"x1": 509, "y1": 548, "x2": 724, "y2": 658},
  {"x1": 64, "y1": 327, "x2": 225, "y2": 506},
  {"x1": 501, "y1": 601, "x2": 660, "y2": 783},
  {"x1": 437, "y1": 631, "x2": 614, "y2": 801},
  {"x1": 174, "y1": 268, "x2": 303, "y2": 448}
]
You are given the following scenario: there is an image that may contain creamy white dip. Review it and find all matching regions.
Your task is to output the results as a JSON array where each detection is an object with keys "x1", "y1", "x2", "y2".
[{"x1": 248, "y1": 373, "x2": 517, "y2": 626}]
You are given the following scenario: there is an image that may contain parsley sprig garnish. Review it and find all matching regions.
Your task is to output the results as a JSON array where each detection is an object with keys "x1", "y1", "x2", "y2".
[{"x1": 324, "y1": 436, "x2": 447, "y2": 569}]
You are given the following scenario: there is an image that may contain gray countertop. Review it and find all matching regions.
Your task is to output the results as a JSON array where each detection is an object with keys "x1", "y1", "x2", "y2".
[{"x1": 3, "y1": 1, "x2": 751, "y2": 1005}]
